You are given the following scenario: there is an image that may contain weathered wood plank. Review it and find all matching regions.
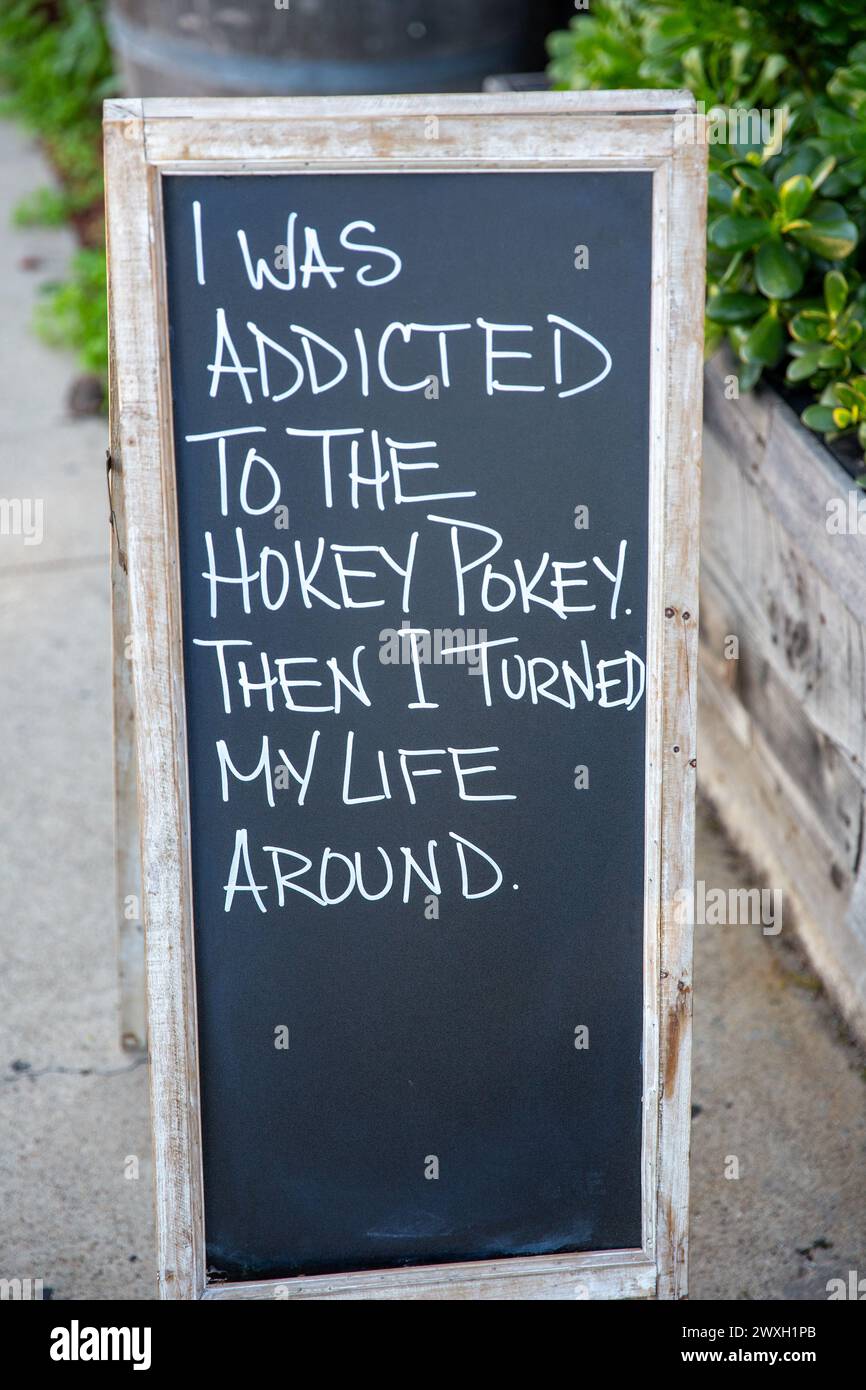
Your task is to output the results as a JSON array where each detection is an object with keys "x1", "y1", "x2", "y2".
[
  {"x1": 701, "y1": 566, "x2": 862, "y2": 869},
  {"x1": 698, "y1": 667, "x2": 866, "y2": 1041},
  {"x1": 104, "y1": 103, "x2": 205, "y2": 1301},
  {"x1": 105, "y1": 90, "x2": 698, "y2": 122},
  {"x1": 701, "y1": 354, "x2": 866, "y2": 1043},
  {"x1": 702, "y1": 404, "x2": 866, "y2": 770},
  {"x1": 705, "y1": 354, "x2": 866, "y2": 624},
  {"x1": 654, "y1": 132, "x2": 706, "y2": 1302},
  {"x1": 127, "y1": 93, "x2": 684, "y2": 168},
  {"x1": 702, "y1": 352, "x2": 772, "y2": 462},
  {"x1": 203, "y1": 1251, "x2": 655, "y2": 1302},
  {"x1": 109, "y1": 452, "x2": 146, "y2": 1054}
]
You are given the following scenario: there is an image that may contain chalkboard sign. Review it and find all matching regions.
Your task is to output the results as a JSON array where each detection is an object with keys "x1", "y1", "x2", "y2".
[{"x1": 105, "y1": 93, "x2": 705, "y2": 1301}]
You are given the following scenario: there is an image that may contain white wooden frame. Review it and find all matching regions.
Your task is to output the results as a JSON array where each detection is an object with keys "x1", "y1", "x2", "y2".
[{"x1": 105, "y1": 92, "x2": 705, "y2": 1301}]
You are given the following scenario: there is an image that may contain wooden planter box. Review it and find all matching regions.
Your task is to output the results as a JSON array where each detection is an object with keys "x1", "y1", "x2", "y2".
[{"x1": 699, "y1": 353, "x2": 866, "y2": 1042}]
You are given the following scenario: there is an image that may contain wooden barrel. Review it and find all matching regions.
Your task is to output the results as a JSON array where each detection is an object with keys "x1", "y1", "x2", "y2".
[{"x1": 107, "y1": 0, "x2": 562, "y2": 98}]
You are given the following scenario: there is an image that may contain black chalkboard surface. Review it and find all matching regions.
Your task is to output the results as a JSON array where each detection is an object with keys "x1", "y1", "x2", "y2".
[{"x1": 162, "y1": 170, "x2": 652, "y2": 1281}]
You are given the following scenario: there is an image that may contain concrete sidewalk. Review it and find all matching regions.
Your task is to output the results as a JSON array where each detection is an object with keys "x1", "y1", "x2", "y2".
[
  {"x1": 688, "y1": 803, "x2": 866, "y2": 1300},
  {"x1": 0, "y1": 118, "x2": 862, "y2": 1301},
  {"x1": 0, "y1": 119, "x2": 154, "y2": 1299}
]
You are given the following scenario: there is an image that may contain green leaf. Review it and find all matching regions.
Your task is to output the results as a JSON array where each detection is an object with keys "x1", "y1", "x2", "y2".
[
  {"x1": 709, "y1": 214, "x2": 771, "y2": 252},
  {"x1": 810, "y1": 155, "x2": 836, "y2": 191},
  {"x1": 708, "y1": 172, "x2": 734, "y2": 209},
  {"x1": 733, "y1": 164, "x2": 776, "y2": 198},
  {"x1": 837, "y1": 320, "x2": 864, "y2": 349},
  {"x1": 729, "y1": 41, "x2": 750, "y2": 84},
  {"x1": 789, "y1": 311, "x2": 828, "y2": 343},
  {"x1": 755, "y1": 239, "x2": 805, "y2": 298},
  {"x1": 718, "y1": 250, "x2": 745, "y2": 287},
  {"x1": 706, "y1": 292, "x2": 765, "y2": 323},
  {"x1": 800, "y1": 1, "x2": 832, "y2": 25},
  {"x1": 824, "y1": 269, "x2": 849, "y2": 317},
  {"x1": 786, "y1": 345, "x2": 826, "y2": 380},
  {"x1": 779, "y1": 174, "x2": 814, "y2": 222},
  {"x1": 818, "y1": 345, "x2": 846, "y2": 369},
  {"x1": 816, "y1": 108, "x2": 852, "y2": 139},
  {"x1": 801, "y1": 404, "x2": 837, "y2": 432},
  {"x1": 742, "y1": 311, "x2": 785, "y2": 366},
  {"x1": 819, "y1": 171, "x2": 851, "y2": 198},
  {"x1": 774, "y1": 147, "x2": 820, "y2": 186},
  {"x1": 737, "y1": 360, "x2": 763, "y2": 392},
  {"x1": 758, "y1": 53, "x2": 788, "y2": 88},
  {"x1": 790, "y1": 201, "x2": 859, "y2": 259},
  {"x1": 832, "y1": 382, "x2": 862, "y2": 409}
]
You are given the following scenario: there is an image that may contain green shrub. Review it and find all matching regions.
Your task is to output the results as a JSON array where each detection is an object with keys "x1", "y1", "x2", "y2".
[
  {"x1": 35, "y1": 247, "x2": 107, "y2": 374},
  {"x1": 0, "y1": 1, "x2": 112, "y2": 388},
  {"x1": 549, "y1": 2, "x2": 866, "y2": 473},
  {"x1": 13, "y1": 184, "x2": 71, "y2": 227}
]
